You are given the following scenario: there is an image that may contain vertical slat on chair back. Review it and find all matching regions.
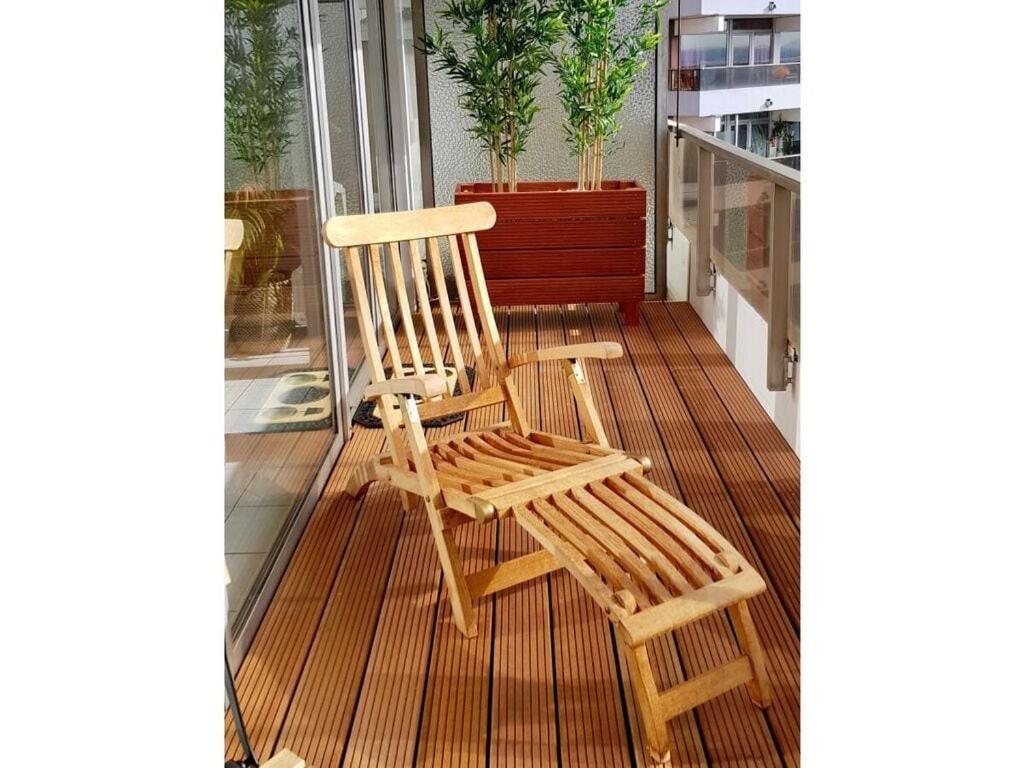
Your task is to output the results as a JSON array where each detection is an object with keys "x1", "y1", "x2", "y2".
[
  {"x1": 324, "y1": 203, "x2": 508, "y2": 454},
  {"x1": 455, "y1": 227, "x2": 530, "y2": 434}
]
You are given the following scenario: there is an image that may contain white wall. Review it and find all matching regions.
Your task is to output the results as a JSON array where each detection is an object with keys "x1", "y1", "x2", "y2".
[
  {"x1": 681, "y1": 15, "x2": 725, "y2": 33},
  {"x1": 674, "y1": 82, "x2": 799, "y2": 118},
  {"x1": 666, "y1": 224, "x2": 690, "y2": 301},
  {"x1": 680, "y1": 0, "x2": 800, "y2": 16},
  {"x1": 680, "y1": 239, "x2": 800, "y2": 451}
]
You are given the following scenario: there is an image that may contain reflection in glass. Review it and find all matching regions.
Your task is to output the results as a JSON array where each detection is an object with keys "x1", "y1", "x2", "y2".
[
  {"x1": 679, "y1": 33, "x2": 727, "y2": 68},
  {"x1": 224, "y1": 0, "x2": 335, "y2": 632},
  {"x1": 711, "y1": 156, "x2": 772, "y2": 318},
  {"x1": 321, "y1": 0, "x2": 371, "y2": 377},
  {"x1": 401, "y1": 0, "x2": 423, "y2": 209},
  {"x1": 752, "y1": 32, "x2": 771, "y2": 65},
  {"x1": 731, "y1": 32, "x2": 750, "y2": 66},
  {"x1": 777, "y1": 31, "x2": 800, "y2": 63},
  {"x1": 789, "y1": 194, "x2": 800, "y2": 348}
]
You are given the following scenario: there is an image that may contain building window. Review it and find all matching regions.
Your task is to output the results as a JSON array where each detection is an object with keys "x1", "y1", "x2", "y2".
[
  {"x1": 731, "y1": 32, "x2": 750, "y2": 66},
  {"x1": 752, "y1": 31, "x2": 772, "y2": 64},
  {"x1": 728, "y1": 25, "x2": 771, "y2": 67},
  {"x1": 679, "y1": 32, "x2": 727, "y2": 68},
  {"x1": 777, "y1": 31, "x2": 800, "y2": 63}
]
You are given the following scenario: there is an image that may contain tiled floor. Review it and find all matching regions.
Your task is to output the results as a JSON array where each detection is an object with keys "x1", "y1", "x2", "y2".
[{"x1": 223, "y1": 334, "x2": 335, "y2": 621}]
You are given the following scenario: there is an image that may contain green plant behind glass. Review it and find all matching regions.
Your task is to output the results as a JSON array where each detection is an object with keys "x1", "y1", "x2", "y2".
[
  {"x1": 225, "y1": 0, "x2": 302, "y2": 190},
  {"x1": 555, "y1": 0, "x2": 665, "y2": 190},
  {"x1": 422, "y1": 0, "x2": 563, "y2": 191},
  {"x1": 771, "y1": 117, "x2": 795, "y2": 156}
]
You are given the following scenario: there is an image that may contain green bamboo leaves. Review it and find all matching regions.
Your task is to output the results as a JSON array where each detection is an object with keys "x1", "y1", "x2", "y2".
[
  {"x1": 555, "y1": 0, "x2": 665, "y2": 189},
  {"x1": 225, "y1": 0, "x2": 303, "y2": 190},
  {"x1": 423, "y1": 0, "x2": 663, "y2": 191},
  {"x1": 423, "y1": 0, "x2": 563, "y2": 191}
]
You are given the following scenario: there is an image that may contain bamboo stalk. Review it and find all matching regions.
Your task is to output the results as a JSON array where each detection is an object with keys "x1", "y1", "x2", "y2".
[{"x1": 598, "y1": 52, "x2": 602, "y2": 191}]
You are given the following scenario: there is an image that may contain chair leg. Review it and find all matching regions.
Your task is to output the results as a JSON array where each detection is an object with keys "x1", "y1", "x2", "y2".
[
  {"x1": 426, "y1": 503, "x2": 477, "y2": 638},
  {"x1": 728, "y1": 600, "x2": 772, "y2": 709},
  {"x1": 342, "y1": 458, "x2": 378, "y2": 499},
  {"x1": 399, "y1": 490, "x2": 419, "y2": 513},
  {"x1": 618, "y1": 629, "x2": 671, "y2": 764}
]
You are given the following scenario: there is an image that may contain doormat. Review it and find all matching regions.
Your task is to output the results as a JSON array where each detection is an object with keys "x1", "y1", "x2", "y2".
[
  {"x1": 250, "y1": 369, "x2": 333, "y2": 433},
  {"x1": 353, "y1": 365, "x2": 475, "y2": 429}
]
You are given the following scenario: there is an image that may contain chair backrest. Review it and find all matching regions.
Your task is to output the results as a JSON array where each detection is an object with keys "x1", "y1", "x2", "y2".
[{"x1": 322, "y1": 202, "x2": 527, "y2": 455}]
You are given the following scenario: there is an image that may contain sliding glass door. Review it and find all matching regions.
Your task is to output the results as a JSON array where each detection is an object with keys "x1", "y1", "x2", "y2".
[
  {"x1": 224, "y1": 0, "x2": 369, "y2": 649},
  {"x1": 321, "y1": 0, "x2": 428, "y2": 413},
  {"x1": 319, "y1": 0, "x2": 375, "y2": 404},
  {"x1": 224, "y1": 0, "x2": 429, "y2": 653}
]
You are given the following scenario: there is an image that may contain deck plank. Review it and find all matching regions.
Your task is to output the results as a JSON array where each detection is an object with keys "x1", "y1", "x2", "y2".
[
  {"x1": 342, "y1": 308, "x2": 476, "y2": 768},
  {"x1": 568, "y1": 305, "x2": 711, "y2": 768},
  {"x1": 226, "y1": 301, "x2": 800, "y2": 768},
  {"x1": 489, "y1": 307, "x2": 559, "y2": 767},
  {"x1": 225, "y1": 429, "x2": 382, "y2": 763},
  {"x1": 539, "y1": 306, "x2": 635, "y2": 768},
  {"x1": 272, "y1": 483, "x2": 406, "y2": 767},
  {"x1": 594, "y1": 305, "x2": 799, "y2": 768},
  {"x1": 666, "y1": 302, "x2": 799, "y2": 527},
  {"x1": 588, "y1": 304, "x2": 784, "y2": 768},
  {"x1": 414, "y1": 308, "x2": 510, "y2": 768},
  {"x1": 643, "y1": 303, "x2": 800, "y2": 627}
]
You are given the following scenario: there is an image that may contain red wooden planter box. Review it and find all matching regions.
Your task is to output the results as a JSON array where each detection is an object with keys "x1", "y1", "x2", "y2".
[
  {"x1": 454, "y1": 180, "x2": 646, "y2": 325},
  {"x1": 224, "y1": 189, "x2": 316, "y2": 288}
]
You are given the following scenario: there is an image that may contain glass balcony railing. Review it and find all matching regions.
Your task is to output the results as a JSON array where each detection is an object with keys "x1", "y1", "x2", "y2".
[
  {"x1": 773, "y1": 154, "x2": 801, "y2": 171},
  {"x1": 669, "y1": 62, "x2": 800, "y2": 92},
  {"x1": 668, "y1": 119, "x2": 800, "y2": 391}
]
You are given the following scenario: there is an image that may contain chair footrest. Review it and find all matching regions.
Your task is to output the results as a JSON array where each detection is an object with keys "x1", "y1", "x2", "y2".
[{"x1": 511, "y1": 471, "x2": 765, "y2": 638}]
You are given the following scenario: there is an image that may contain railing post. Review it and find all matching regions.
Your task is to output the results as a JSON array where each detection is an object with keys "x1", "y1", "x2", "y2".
[
  {"x1": 767, "y1": 183, "x2": 793, "y2": 391},
  {"x1": 695, "y1": 146, "x2": 714, "y2": 297}
]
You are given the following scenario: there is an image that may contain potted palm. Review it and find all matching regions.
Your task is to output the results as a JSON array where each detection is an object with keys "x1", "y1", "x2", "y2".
[
  {"x1": 432, "y1": 0, "x2": 663, "y2": 325},
  {"x1": 225, "y1": 0, "x2": 310, "y2": 354}
]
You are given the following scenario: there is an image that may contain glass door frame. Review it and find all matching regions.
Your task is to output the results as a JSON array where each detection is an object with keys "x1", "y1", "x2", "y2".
[
  {"x1": 308, "y1": 0, "x2": 380, "y2": 430},
  {"x1": 229, "y1": 0, "x2": 377, "y2": 663},
  {"x1": 361, "y1": 0, "x2": 427, "y2": 348}
]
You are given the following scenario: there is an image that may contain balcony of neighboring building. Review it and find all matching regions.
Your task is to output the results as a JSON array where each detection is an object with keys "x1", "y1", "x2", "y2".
[{"x1": 668, "y1": 14, "x2": 800, "y2": 118}]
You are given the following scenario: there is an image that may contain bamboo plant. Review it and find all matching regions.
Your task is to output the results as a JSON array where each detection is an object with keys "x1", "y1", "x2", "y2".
[
  {"x1": 423, "y1": 0, "x2": 563, "y2": 191},
  {"x1": 555, "y1": 0, "x2": 664, "y2": 190},
  {"x1": 225, "y1": 0, "x2": 304, "y2": 348},
  {"x1": 225, "y1": 0, "x2": 302, "y2": 191}
]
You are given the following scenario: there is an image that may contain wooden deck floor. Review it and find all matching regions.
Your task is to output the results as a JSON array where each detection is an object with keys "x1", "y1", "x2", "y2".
[{"x1": 226, "y1": 301, "x2": 800, "y2": 768}]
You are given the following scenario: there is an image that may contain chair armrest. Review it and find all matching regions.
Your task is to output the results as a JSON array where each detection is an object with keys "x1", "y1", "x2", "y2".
[
  {"x1": 507, "y1": 341, "x2": 622, "y2": 369},
  {"x1": 364, "y1": 373, "x2": 447, "y2": 401}
]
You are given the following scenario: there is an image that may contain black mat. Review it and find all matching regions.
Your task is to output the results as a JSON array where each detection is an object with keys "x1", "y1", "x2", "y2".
[{"x1": 352, "y1": 366, "x2": 476, "y2": 429}]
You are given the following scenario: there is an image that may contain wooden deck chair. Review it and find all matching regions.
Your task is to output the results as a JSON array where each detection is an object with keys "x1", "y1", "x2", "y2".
[{"x1": 323, "y1": 202, "x2": 772, "y2": 764}]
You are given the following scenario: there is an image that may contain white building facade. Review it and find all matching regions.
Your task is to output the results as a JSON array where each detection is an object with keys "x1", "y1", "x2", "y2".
[{"x1": 667, "y1": 0, "x2": 800, "y2": 168}]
